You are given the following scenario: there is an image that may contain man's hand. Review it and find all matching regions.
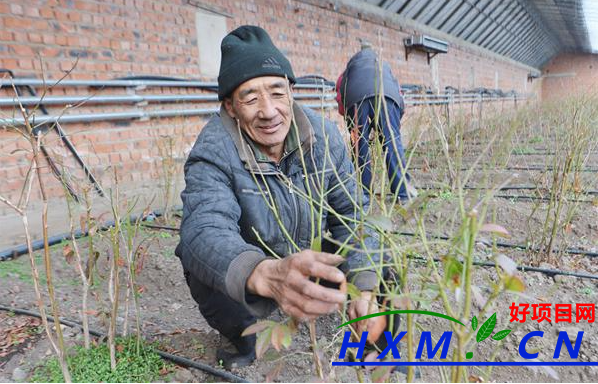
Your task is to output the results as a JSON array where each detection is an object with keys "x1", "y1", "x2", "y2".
[
  {"x1": 246, "y1": 250, "x2": 347, "y2": 321},
  {"x1": 348, "y1": 291, "x2": 386, "y2": 344}
]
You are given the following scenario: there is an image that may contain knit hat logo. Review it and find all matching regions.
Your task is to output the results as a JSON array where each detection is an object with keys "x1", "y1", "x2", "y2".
[{"x1": 262, "y1": 57, "x2": 281, "y2": 69}]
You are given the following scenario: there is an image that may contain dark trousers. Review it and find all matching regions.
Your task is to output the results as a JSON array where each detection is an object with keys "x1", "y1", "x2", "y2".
[
  {"x1": 184, "y1": 271, "x2": 256, "y2": 353},
  {"x1": 347, "y1": 97, "x2": 410, "y2": 199}
]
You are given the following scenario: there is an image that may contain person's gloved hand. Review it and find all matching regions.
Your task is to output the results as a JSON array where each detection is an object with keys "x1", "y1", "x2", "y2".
[
  {"x1": 246, "y1": 250, "x2": 347, "y2": 321},
  {"x1": 348, "y1": 291, "x2": 387, "y2": 345}
]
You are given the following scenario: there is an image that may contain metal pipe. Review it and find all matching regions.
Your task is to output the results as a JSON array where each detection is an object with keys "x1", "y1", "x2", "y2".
[
  {"x1": 0, "y1": 108, "x2": 219, "y2": 126},
  {"x1": 0, "y1": 93, "x2": 336, "y2": 107},
  {"x1": 0, "y1": 78, "x2": 217, "y2": 88},
  {"x1": 0, "y1": 103, "x2": 336, "y2": 126},
  {"x1": 0, "y1": 78, "x2": 332, "y2": 90}
]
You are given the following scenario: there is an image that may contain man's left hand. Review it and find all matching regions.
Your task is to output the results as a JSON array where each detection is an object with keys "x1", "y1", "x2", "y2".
[{"x1": 347, "y1": 291, "x2": 387, "y2": 344}]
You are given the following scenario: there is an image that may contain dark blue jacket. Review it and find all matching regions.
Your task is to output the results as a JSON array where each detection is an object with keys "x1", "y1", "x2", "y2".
[
  {"x1": 176, "y1": 103, "x2": 382, "y2": 316},
  {"x1": 338, "y1": 48, "x2": 404, "y2": 113}
]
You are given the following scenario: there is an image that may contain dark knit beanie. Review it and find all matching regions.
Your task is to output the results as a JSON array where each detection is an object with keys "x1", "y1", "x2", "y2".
[{"x1": 218, "y1": 25, "x2": 295, "y2": 100}]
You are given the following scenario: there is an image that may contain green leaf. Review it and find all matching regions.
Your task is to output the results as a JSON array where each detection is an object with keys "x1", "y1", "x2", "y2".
[
  {"x1": 270, "y1": 324, "x2": 285, "y2": 351},
  {"x1": 443, "y1": 256, "x2": 463, "y2": 287},
  {"x1": 256, "y1": 327, "x2": 273, "y2": 359},
  {"x1": 504, "y1": 276, "x2": 526, "y2": 292},
  {"x1": 371, "y1": 366, "x2": 393, "y2": 383},
  {"x1": 471, "y1": 316, "x2": 478, "y2": 331},
  {"x1": 476, "y1": 313, "x2": 497, "y2": 343},
  {"x1": 492, "y1": 329, "x2": 511, "y2": 341},
  {"x1": 365, "y1": 215, "x2": 393, "y2": 232},
  {"x1": 311, "y1": 236, "x2": 321, "y2": 252},
  {"x1": 346, "y1": 283, "x2": 361, "y2": 300},
  {"x1": 281, "y1": 332, "x2": 292, "y2": 349}
]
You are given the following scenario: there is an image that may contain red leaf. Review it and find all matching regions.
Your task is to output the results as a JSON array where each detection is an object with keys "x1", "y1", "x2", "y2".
[
  {"x1": 159, "y1": 367, "x2": 169, "y2": 376},
  {"x1": 63, "y1": 244, "x2": 74, "y2": 264},
  {"x1": 242, "y1": 320, "x2": 274, "y2": 336},
  {"x1": 480, "y1": 223, "x2": 510, "y2": 238},
  {"x1": 83, "y1": 310, "x2": 99, "y2": 316}
]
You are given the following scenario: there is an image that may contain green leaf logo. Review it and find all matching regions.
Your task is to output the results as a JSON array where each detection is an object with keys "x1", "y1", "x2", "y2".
[
  {"x1": 476, "y1": 313, "x2": 497, "y2": 342},
  {"x1": 471, "y1": 316, "x2": 478, "y2": 331},
  {"x1": 492, "y1": 329, "x2": 511, "y2": 341}
]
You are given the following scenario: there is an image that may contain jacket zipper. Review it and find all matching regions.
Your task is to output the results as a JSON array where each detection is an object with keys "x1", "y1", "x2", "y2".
[{"x1": 276, "y1": 154, "x2": 300, "y2": 247}]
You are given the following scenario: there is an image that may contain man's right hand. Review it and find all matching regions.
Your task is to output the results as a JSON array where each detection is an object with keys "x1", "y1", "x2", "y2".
[{"x1": 246, "y1": 250, "x2": 347, "y2": 321}]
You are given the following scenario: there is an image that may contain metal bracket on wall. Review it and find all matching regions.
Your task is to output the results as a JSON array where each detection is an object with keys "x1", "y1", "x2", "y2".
[
  {"x1": 404, "y1": 45, "x2": 440, "y2": 64},
  {"x1": 404, "y1": 35, "x2": 449, "y2": 65}
]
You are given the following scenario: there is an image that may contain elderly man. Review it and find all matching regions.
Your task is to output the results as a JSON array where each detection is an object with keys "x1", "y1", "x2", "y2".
[{"x1": 175, "y1": 26, "x2": 386, "y2": 369}]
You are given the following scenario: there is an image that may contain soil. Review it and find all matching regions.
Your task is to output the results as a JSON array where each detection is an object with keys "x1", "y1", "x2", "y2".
[{"x1": 0, "y1": 121, "x2": 597, "y2": 383}]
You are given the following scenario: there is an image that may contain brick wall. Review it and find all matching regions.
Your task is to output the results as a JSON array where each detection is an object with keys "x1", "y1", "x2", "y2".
[
  {"x1": 0, "y1": 0, "x2": 540, "y2": 249},
  {"x1": 541, "y1": 53, "x2": 598, "y2": 100}
]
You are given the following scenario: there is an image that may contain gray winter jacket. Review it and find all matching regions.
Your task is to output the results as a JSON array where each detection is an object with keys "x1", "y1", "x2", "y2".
[
  {"x1": 339, "y1": 48, "x2": 404, "y2": 113},
  {"x1": 176, "y1": 102, "x2": 382, "y2": 317}
]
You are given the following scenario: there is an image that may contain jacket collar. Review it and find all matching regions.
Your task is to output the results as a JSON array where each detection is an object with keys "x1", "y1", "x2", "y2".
[{"x1": 220, "y1": 102, "x2": 316, "y2": 173}]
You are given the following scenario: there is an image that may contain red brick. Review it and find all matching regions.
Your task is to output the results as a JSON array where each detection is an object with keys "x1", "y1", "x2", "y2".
[
  {"x1": 10, "y1": 45, "x2": 35, "y2": 57},
  {"x1": 0, "y1": 31, "x2": 14, "y2": 41},
  {"x1": 39, "y1": 7, "x2": 54, "y2": 18},
  {"x1": 28, "y1": 33, "x2": 43, "y2": 44}
]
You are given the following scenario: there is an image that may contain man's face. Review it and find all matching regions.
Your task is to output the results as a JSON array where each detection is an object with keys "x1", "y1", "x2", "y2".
[{"x1": 224, "y1": 76, "x2": 292, "y2": 161}]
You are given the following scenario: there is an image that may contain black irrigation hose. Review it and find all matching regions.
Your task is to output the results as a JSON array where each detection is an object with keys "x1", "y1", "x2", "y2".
[
  {"x1": 408, "y1": 256, "x2": 598, "y2": 281},
  {"x1": 493, "y1": 193, "x2": 592, "y2": 204},
  {"x1": 502, "y1": 165, "x2": 598, "y2": 173},
  {"x1": 141, "y1": 225, "x2": 598, "y2": 258},
  {"x1": 137, "y1": 225, "x2": 598, "y2": 279},
  {"x1": 141, "y1": 223, "x2": 180, "y2": 231},
  {"x1": 410, "y1": 165, "x2": 598, "y2": 173},
  {"x1": 0, "y1": 206, "x2": 182, "y2": 261},
  {"x1": 0, "y1": 304, "x2": 248, "y2": 383},
  {"x1": 419, "y1": 184, "x2": 598, "y2": 195},
  {"x1": 379, "y1": 188, "x2": 596, "y2": 203},
  {"x1": 394, "y1": 231, "x2": 598, "y2": 258}
]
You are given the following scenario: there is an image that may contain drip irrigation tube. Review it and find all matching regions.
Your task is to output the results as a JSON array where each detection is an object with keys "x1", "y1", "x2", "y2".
[
  {"x1": 379, "y1": 189, "x2": 596, "y2": 204},
  {"x1": 410, "y1": 165, "x2": 598, "y2": 173},
  {"x1": 394, "y1": 231, "x2": 598, "y2": 258},
  {"x1": 493, "y1": 194, "x2": 592, "y2": 204},
  {"x1": 0, "y1": 206, "x2": 182, "y2": 261},
  {"x1": 137, "y1": 224, "x2": 598, "y2": 280},
  {"x1": 417, "y1": 185, "x2": 598, "y2": 195},
  {"x1": 0, "y1": 305, "x2": 248, "y2": 383},
  {"x1": 408, "y1": 256, "x2": 598, "y2": 281}
]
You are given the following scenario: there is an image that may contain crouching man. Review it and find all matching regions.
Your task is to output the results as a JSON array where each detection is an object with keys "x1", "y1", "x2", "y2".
[{"x1": 175, "y1": 25, "x2": 385, "y2": 369}]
